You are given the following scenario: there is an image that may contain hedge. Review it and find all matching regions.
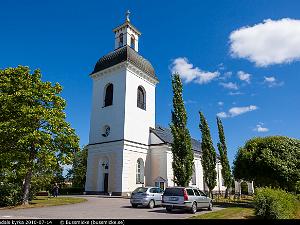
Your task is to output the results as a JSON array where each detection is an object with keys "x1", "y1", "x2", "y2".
[
  {"x1": 58, "y1": 187, "x2": 84, "y2": 195},
  {"x1": 0, "y1": 183, "x2": 22, "y2": 207},
  {"x1": 254, "y1": 187, "x2": 297, "y2": 219}
]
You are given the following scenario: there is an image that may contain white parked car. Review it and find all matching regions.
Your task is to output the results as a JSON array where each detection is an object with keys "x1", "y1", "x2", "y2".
[{"x1": 130, "y1": 187, "x2": 164, "y2": 208}]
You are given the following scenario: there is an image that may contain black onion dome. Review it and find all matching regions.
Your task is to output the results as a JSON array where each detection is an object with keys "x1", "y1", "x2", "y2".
[{"x1": 92, "y1": 46, "x2": 158, "y2": 80}]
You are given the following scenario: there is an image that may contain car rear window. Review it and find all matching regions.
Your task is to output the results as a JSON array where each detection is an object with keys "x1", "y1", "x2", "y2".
[
  {"x1": 132, "y1": 187, "x2": 148, "y2": 193},
  {"x1": 163, "y1": 188, "x2": 184, "y2": 196}
]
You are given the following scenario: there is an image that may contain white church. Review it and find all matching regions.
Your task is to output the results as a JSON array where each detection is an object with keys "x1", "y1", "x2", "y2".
[{"x1": 85, "y1": 12, "x2": 253, "y2": 196}]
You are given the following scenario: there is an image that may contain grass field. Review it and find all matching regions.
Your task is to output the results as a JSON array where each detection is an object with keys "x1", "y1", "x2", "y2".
[
  {"x1": 191, "y1": 207, "x2": 255, "y2": 219},
  {"x1": 191, "y1": 197, "x2": 300, "y2": 219},
  {"x1": 296, "y1": 201, "x2": 300, "y2": 219},
  {"x1": 3, "y1": 196, "x2": 87, "y2": 210}
]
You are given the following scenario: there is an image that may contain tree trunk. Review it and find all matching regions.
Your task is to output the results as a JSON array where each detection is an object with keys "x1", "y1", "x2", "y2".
[
  {"x1": 22, "y1": 146, "x2": 35, "y2": 205},
  {"x1": 225, "y1": 187, "x2": 229, "y2": 198},
  {"x1": 22, "y1": 168, "x2": 33, "y2": 205},
  {"x1": 208, "y1": 189, "x2": 212, "y2": 199}
]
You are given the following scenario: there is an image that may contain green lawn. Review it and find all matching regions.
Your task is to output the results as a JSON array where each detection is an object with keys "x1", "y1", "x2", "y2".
[
  {"x1": 296, "y1": 201, "x2": 300, "y2": 219},
  {"x1": 3, "y1": 196, "x2": 87, "y2": 209},
  {"x1": 191, "y1": 197, "x2": 300, "y2": 219},
  {"x1": 191, "y1": 207, "x2": 255, "y2": 219}
]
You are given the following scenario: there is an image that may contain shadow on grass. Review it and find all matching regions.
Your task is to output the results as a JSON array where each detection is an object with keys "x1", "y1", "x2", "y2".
[
  {"x1": 213, "y1": 202, "x2": 254, "y2": 209},
  {"x1": 244, "y1": 215, "x2": 258, "y2": 219}
]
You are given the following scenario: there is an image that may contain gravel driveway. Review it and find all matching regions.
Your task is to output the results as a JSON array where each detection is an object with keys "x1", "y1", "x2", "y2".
[{"x1": 0, "y1": 196, "x2": 223, "y2": 219}]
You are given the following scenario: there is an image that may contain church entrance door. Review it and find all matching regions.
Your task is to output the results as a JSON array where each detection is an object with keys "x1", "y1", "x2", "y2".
[{"x1": 104, "y1": 173, "x2": 109, "y2": 193}]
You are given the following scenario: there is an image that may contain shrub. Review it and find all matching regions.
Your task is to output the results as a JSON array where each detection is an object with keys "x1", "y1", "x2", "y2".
[
  {"x1": 254, "y1": 187, "x2": 297, "y2": 219},
  {"x1": 59, "y1": 187, "x2": 84, "y2": 195},
  {"x1": 0, "y1": 183, "x2": 22, "y2": 207}
]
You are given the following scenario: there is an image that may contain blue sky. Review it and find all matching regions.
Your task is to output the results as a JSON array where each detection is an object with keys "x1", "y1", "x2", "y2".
[{"x1": 1, "y1": 0, "x2": 300, "y2": 167}]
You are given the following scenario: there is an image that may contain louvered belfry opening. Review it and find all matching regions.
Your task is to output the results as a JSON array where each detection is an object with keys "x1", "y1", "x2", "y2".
[
  {"x1": 137, "y1": 86, "x2": 146, "y2": 110},
  {"x1": 104, "y1": 83, "x2": 113, "y2": 107}
]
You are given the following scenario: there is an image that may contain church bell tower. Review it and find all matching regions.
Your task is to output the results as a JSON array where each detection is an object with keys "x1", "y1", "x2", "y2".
[{"x1": 85, "y1": 11, "x2": 159, "y2": 195}]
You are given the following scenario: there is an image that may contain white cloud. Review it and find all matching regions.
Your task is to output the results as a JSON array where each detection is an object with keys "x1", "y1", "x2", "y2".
[
  {"x1": 220, "y1": 82, "x2": 238, "y2": 90},
  {"x1": 217, "y1": 105, "x2": 258, "y2": 118},
  {"x1": 264, "y1": 76, "x2": 284, "y2": 87},
  {"x1": 237, "y1": 71, "x2": 251, "y2": 83},
  {"x1": 219, "y1": 71, "x2": 232, "y2": 80},
  {"x1": 253, "y1": 123, "x2": 269, "y2": 132},
  {"x1": 217, "y1": 112, "x2": 228, "y2": 118},
  {"x1": 171, "y1": 57, "x2": 220, "y2": 84},
  {"x1": 218, "y1": 63, "x2": 225, "y2": 70},
  {"x1": 229, "y1": 91, "x2": 243, "y2": 96},
  {"x1": 265, "y1": 76, "x2": 276, "y2": 83},
  {"x1": 230, "y1": 18, "x2": 300, "y2": 67},
  {"x1": 218, "y1": 101, "x2": 224, "y2": 106}
]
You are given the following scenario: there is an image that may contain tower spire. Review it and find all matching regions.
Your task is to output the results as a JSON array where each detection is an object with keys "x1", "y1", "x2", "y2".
[
  {"x1": 113, "y1": 11, "x2": 141, "y2": 51},
  {"x1": 126, "y1": 10, "x2": 130, "y2": 22}
]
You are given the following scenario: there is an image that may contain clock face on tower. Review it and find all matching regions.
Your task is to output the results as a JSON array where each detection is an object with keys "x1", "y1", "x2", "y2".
[{"x1": 102, "y1": 125, "x2": 110, "y2": 137}]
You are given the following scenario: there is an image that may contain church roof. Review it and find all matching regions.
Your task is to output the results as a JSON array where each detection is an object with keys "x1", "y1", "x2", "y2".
[
  {"x1": 91, "y1": 45, "x2": 158, "y2": 80},
  {"x1": 151, "y1": 125, "x2": 202, "y2": 153}
]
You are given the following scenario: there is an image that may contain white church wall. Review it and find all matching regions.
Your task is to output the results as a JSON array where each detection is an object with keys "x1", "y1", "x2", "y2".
[
  {"x1": 89, "y1": 66, "x2": 127, "y2": 144},
  {"x1": 166, "y1": 148, "x2": 175, "y2": 187},
  {"x1": 85, "y1": 142, "x2": 124, "y2": 193},
  {"x1": 122, "y1": 142, "x2": 149, "y2": 193},
  {"x1": 194, "y1": 155, "x2": 204, "y2": 190},
  {"x1": 125, "y1": 29, "x2": 139, "y2": 52},
  {"x1": 123, "y1": 68, "x2": 156, "y2": 145},
  {"x1": 212, "y1": 162, "x2": 226, "y2": 192},
  {"x1": 150, "y1": 146, "x2": 169, "y2": 186}
]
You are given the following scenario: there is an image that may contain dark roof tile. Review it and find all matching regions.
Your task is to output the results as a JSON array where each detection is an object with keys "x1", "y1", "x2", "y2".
[
  {"x1": 151, "y1": 125, "x2": 201, "y2": 153},
  {"x1": 92, "y1": 46, "x2": 158, "y2": 81}
]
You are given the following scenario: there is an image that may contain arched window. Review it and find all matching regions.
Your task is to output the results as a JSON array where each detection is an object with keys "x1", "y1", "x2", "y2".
[
  {"x1": 119, "y1": 33, "x2": 123, "y2": 47},
  {"x1": 104, "y1": 83, "x2": 113, "y2": 107},
  {"x1": 136, "y1": 158, "x2": 144, "y2": 184},
  {"x1": 137, "y1": 86, "x2": 146, "y2": 110},
  {"x1": 130, "y1": 35, "x2": 135, "y2": 49}
]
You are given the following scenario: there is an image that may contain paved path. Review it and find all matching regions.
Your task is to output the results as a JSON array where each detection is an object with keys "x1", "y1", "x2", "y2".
[{"x1": 0, "y1": 196, "x2": 224, "y2": 219}]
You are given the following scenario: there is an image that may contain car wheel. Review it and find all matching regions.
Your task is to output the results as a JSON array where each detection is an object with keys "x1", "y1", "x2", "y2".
[
  {"x1": 132, "y1": 204, "x2": 138, "y2": 208},
  {"x1": 191, "y1": 202, "x2": 197, "y2": 214},
  {"x1": 166, "y1": 206, "x2": 172, "y2": 212},
  {"x1": 148, "y1": 200, "x2": 155, "y2": 209},
  {"x1": 208, "y1": 201, "x2": 213, "y2": 211}
]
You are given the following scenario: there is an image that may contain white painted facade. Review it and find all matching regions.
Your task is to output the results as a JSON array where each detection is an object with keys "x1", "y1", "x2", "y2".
[{"x1": 85, "y1": 14, "x2": 227, "y2": 196}]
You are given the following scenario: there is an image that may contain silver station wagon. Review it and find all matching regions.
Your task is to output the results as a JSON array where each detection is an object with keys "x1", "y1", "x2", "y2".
[
  {"x1": 162, "y1": 187, "x2": 213, "y2": 214},
  {"x1": 130, "y1": 187, "x2": 164, "y2": 208}
]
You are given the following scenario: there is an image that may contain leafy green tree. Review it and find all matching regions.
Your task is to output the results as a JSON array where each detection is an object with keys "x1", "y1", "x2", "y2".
[
  {"x1": 216, "y1": 117, "x2": 232, "y2": 197},
  {"x1": 67, "y1": 146, "x2": 88, "y2": 188},
  {"x1": 170, "y1": 73, "x2": 194, "y2": 187},
  {"x1": 0, "y1": 66, "x2": 79, "y2": 204},
  {"x1": 199, "y1": 112, "x2": 216, "y2": 197},
  {"x1": 233, "y1": 136, "x2": 300, "y2": 192},
  {"x1": 0, "y1": 154, "x2": 23, "y2": 206}
]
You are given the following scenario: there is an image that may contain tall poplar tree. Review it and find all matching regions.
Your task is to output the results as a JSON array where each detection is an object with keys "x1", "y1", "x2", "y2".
[
  {"x1": 199, "y1": 112, "x2": 216, "y2": 197},
  {"x1": 170, "y1": 73, "x2": 194, "y2": 187},
  {"x1": 217, "y1": 117, "x2": 232, "y2": 198}
]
